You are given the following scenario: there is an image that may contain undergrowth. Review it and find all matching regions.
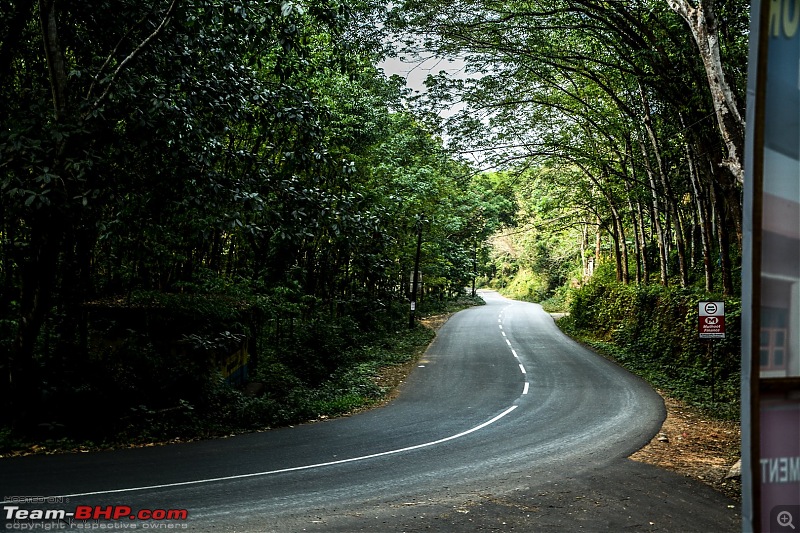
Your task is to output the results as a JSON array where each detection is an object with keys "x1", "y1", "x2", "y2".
[
  {"x1": 559, "y1": 279, "x2": 740, "y2": 421},
  {"x1": 0, "y1": 296, "x2": 478, "y2": 456}
]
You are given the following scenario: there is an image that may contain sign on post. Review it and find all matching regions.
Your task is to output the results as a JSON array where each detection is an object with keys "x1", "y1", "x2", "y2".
[{"x1": 699, "y1": 301, "x2": 725, "y2": 339}]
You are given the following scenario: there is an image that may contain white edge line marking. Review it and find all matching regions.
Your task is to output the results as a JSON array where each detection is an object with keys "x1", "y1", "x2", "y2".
[
  {"x1": 519, "y1": 364, "x2": 526, "y2": 374},
  {"x1": 523, "y1": 382, "x2": 530, "y2": 395},
  {"x1": 56, "y1": 406, "x2": 519, "y2": 498}
]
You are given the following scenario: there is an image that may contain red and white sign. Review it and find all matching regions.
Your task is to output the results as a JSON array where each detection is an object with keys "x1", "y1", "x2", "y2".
[{"x1": 699, "y1": 301, "x2": 725, "y2": 339}]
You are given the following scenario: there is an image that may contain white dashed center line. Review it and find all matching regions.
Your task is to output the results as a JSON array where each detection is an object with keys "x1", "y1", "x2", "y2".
[{"x1": 499, "y1": 306, "x2": 529, "y2": 398}]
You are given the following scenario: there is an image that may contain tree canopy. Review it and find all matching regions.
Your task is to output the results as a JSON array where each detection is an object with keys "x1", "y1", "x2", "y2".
[
  {"x1": 0, "y1": 0, "x2": 749, "y2": 439},
  {"x1": 389, "y1": 0, "x2": 748, "y2": 296},
  {"x1": 0, "y1": 0, "x2": 510, "y2": 435}
]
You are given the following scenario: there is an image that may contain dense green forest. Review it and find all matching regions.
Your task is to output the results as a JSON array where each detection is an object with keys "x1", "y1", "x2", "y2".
[
  {"x1": 388, "y1": 0, "x2": 747, "y2": 416},
  {"x1": 0, "y1": 0, "x2": 509, "y2": 445},
  {"x1": 1, "y1": 0, "x2": 747, "y2": 447},
  {"x1": 391, "y1": 0, "x2": 747, "y2": 295}
]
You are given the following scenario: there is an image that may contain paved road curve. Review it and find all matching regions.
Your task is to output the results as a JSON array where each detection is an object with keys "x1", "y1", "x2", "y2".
[{"x1": 1, "y1": 291, "x2": 709, "y2": 531}]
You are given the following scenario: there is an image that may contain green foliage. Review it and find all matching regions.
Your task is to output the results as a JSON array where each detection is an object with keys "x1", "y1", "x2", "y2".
[
  {"x1": 480, "y1": 166, "x2": 584, "y2": 303},
  {"x1": 493, "y1": 267, "x2": 550, "y2": 303},
  {"x1": 561, "y1": 279, "x2": 740, "y2": 420},
  {"x1": 0, "y1": 284, "x2": 478, "y2": 454},
  {"x1": 0, "y1": 315, "x2": 444, "y2": 454},
  {"x1": 0, "y1": 0, "x2": 748, "y2": 451},
  {"x1": 538, "y1": 285, "x2": 571, "y2": 313},
  {"x1": 0, "y1": 0, "x2": 498, "y2": 443},
  {"x1": 391, "y1": 0, "x2": 746, "y2": 297},
  {"x1": 417, "y1": 293, "x2": 485, "y2": 316}
]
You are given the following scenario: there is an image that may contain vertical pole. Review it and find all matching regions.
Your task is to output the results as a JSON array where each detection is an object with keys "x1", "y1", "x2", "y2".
[
  {"x1": 472, "y1": 238, "x2": 477, "y2": 297},
  {"x1": 709, "y1": 341, "x2": 716, "y2": 405},
  {"x1": 409, "y1": 222, "x2": 423, "y2": 329}
]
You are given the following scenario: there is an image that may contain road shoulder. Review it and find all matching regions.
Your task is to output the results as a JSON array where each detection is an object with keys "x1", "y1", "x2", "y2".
[
  {"x1": 629, "y1": 391, "x2": 741, "y2": 501},
  {"x1": 274, "y1": 459, "x2": 739, "y2": 532}
]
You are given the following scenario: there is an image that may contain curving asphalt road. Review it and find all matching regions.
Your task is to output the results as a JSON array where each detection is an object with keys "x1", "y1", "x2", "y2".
[{"x1": 0, "y1": 290, "x2": 739, "y2": 532}]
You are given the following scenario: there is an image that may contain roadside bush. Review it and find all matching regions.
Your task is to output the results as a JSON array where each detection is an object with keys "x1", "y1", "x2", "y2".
[
  {"x1": 417, "y1": 293, "x2": 485, "y2": 315},
  {"x1": 0, "y1": 286, "x2": 476, "y2": 454},
  {"x1": 499, "y1": 267, "x2": 550, "y2": 302},
  {"x1": 561, "y1": 279, "x2": 740, "y2": 419},
  {"x1": 539, "y1": 284, "x2": 571, "y2": 313}
]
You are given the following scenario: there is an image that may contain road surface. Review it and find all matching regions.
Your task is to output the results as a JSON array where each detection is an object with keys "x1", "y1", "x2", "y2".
[{"x1": 0, "y1": 290, "x2": 739, "y2": 531}]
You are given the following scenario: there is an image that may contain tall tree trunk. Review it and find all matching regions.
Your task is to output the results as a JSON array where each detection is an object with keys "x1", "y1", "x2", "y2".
[
  {"x1": 40, "y1": 0, "x2": 68, "y2": 120},
  {"x1": 711, "y1": 181, "x2": 734, "y2": 295},
  {"x1": 620, "y1": 141, "x2": 640, "y2": 284},
  {"x1": 595, "y1": 216, "x2": 602, "y2": 267},
  {"x1": 668, "y1": 197, "x2": 689, "y2": 287},
  {"x1": 607, "y1": 217, "x2": 623, "y2": 283},
  {"x1": 9, "y1": 0, "x2": 72, "y2": 432},
  {"x1": 611, "y1": 203, "x2": 629, "y2": 284},
  {"x1": 639, "y1": 81, "x2": 688, "y2": 286},
  {"x1": 639, "y1": 139, "x2": 669, "y2": 286},
  {"x1": 581, "y1": 224, "x2": 589, "y2": 279},
  {"x1": 628, "y1": 135, "x2": 651, "y2": 285},
  {"x1": 664, "y1": 0, "x2": 745, "y2": 183},
  {"x1": 684, "y1": 138, "x2": 714, "y2": 291},
  {"x1": 626, "y1": 188, "x2": 642, "y2": 284},
  {"x1": 636, "y1": 198, "x2": 650, "y2": 284}
]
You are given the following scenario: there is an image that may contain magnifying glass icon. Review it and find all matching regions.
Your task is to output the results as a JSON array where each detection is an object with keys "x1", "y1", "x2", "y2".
[{"x1": 778, "y1": 510, "x2": 796, "y2": 530}]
